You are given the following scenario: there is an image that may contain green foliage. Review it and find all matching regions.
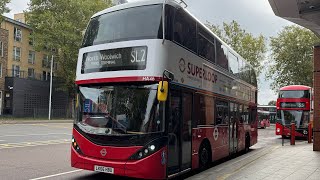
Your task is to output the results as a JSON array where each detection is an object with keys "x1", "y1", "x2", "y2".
[
  {"x1": 266, "y1": 25, "x2": 320, "y2": 91},
  {"x1": 26, "y1": 0, "x2": 112, "y2": 95},
  {"x1": 268, "y1": 100, "x2": 276, "y2": 106},
  {"x1": 207, "y1": 20, "x2": 267, "y2": 76},
  {"x1": 0, "y1": 0, "x2": 10, "y2": 21}
]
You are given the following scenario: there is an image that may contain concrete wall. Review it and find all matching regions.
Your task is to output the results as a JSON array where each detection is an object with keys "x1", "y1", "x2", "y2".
[{"x1": 4, "y1": 77, "x2": 69, "y2": 118}]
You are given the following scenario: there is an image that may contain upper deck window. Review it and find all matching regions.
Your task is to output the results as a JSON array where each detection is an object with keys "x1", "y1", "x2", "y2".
[
  {"x1": 279, "y1": 90, "x2": 310, "y2": 98},
  {"x1": 82, "y1": 5, "x2": 163, "y2": 47},
  {"x1": 173, "y1": 9, "x2": 197, "y2": 53},
  {"x1": 216, "y1": 41, "x2": 229, "y2": 70},
  {"x1": 198, "y1": 27, "x2": 215, "y2": 63}
]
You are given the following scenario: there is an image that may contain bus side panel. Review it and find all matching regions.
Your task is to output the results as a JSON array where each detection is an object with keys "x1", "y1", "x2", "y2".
[
  {"x1": 191, "y1": 128, "x2": 201, "y2": 169},
  {"x1": 237, "y1": 124, "x2": 246, "y2": 151},
  {"x1": 251, "y1": 120, "x2": 258, "y2": 146},
  {"x1": 192, "y1": 126, "x2": 230, "y2": 166},
  {"x1": 210, "y1": 126, "x2": 229, "y2": 161}
]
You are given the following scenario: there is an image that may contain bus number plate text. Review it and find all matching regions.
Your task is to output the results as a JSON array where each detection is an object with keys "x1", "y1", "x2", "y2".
[{"x1": 94, "y1": 165, "x2": 114, "y2": 174}]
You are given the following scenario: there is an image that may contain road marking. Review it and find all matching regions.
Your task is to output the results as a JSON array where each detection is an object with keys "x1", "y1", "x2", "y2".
[
  {"x1": 0, "y1": 139, "x2": 70, "y2": 149},
  {"x1": 32, "y1": 124, "x2": 71, "y2": 129},
  {"x1": 29, "y1": 169, "x2": 83, "y2": 180},
  {"x1": 0, "y1": 133, "x2": 71, "y2": 138}
]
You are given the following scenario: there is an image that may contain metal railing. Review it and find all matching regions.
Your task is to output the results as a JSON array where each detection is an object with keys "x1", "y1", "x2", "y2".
[{"x1": 6, "y1": 69, "x2": 51, "y2": 81}]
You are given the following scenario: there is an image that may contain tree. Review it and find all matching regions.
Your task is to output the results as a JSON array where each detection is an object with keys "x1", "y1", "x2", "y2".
[
  {"x1": 26, "y1": 0, "x2": 112, "y2": 95},
  {"x1": 207, "y1": 20, "x2": 267, "y2": 76},
  {"x1": 0, "y1": 0, "x2": 10, "y2": 21},
  {"x1": 268, "y1": 100, "x2": 276, "y2": 106},
  {"x1": 266, "y1": 25, "x2": 320, "y2": 91}
]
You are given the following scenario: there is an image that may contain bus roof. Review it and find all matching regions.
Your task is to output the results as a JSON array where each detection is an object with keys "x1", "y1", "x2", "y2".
[
  {"x1": 90, "y1": 0, "x2": 255, "y2": 72},
  {"x1": 93, "y1": 0, "x2": 179, "y2": 18},
  {"x1": 280, "y1": 85, "x2": 311, "y2": 91}
]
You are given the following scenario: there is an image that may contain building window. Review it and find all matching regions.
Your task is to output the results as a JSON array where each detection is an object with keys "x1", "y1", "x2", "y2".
[
  {"x1": 42, "y1": 55, "x2": 50, "y2": 68},
  {"x1": 12, "y1": 65, "x2": 20, "y2": 77},
  {"x1": 13, "y1": 47, "x2": 21, "y2": 61},
  {"x1": 28, "y1": 51, "x2": 35, "y2": 64},
  {"x1": 53, "y1": 62, "x2": 58, "y2": 70},
  {"x1": 42, "y1": 71, "x2": 48, "y2": 81},
  {"x1": 14, "y1": 27, "x2": 22, "y2": 42},
  {"x1": 28, "y1": 68, "x2": 35, "y2": 78},
  {"x1": 0, "y1": 63, "x2": 2, "y2": 78},
  {"x1": 0, "y1": 41, "x2": 3, "y2": 57},
  {"x1": 29, "y1": 32, "x2": 34, "y2": 46}
]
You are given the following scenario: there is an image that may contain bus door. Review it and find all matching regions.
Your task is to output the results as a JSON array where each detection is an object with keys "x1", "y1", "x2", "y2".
[
  {"x1": 229, "y1": 102, "x2": 238, "y2": 153},
  {"x1": 167, "y1": 90, "x2": 192, "y2": 175}
]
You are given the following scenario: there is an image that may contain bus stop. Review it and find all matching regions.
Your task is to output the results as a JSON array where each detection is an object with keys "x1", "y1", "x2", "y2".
[{"x1": 268, "y1": 0, "x2": 320, "y2": 151}]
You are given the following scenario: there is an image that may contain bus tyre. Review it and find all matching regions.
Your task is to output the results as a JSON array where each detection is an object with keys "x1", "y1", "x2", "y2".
[
  {"x1": 199, "y1": 142, "x2": 211, "y2": 169},
  {"x1": 245, "y1": 135, "x2": 250, "y2": 153}
]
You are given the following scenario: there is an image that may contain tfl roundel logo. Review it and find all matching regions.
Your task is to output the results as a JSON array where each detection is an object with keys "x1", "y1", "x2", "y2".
[
  {"x1": 100, "y1": 148, "x2": 107, "y2": 156},
  {"x1": 179, "y1": 58, "x2": 186, "y2": 73}
]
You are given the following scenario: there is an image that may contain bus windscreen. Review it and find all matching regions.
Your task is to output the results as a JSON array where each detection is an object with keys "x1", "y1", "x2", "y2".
[
  {"x1": 82, "y1": 4, "x2": 163, "y2": 47},
  {"x1": 278, "y1": 90, "x2": 310, "y2": 98}
]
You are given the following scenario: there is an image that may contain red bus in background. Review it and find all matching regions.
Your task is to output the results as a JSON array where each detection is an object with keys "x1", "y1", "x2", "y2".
[
  {"x1": 275, "y1": 85, "x2": 312, "y2": 138},
  {"x1": 257, "y1": 109, "x2": 270, "y2": 129},
  {"x1": 71, "y1": 0, "x2": 258, "y2": 179}
]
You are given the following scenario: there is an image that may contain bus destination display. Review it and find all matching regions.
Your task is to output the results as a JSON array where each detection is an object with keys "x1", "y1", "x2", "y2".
[
  {"x1": 81, "y1": 46, "x2": 147, "y2": 73},
  {"x1": 280, "y1": 102, "x2": 306, "y2": 108}
]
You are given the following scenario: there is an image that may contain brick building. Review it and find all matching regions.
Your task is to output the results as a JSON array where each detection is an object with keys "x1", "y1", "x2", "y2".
[
  {"x1": 0, "y1": 15, "x2": 69, "y2": 118},
  {"x1": 0, "y1": 28, "x2": 8, "y2": 115}
]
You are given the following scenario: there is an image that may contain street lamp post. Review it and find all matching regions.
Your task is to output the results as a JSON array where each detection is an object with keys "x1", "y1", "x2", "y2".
[{"x1": 48, "y1": 54, "x2": 54, "y2": 120}]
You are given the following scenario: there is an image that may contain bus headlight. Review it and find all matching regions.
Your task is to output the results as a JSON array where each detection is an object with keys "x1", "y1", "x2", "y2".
[
  {"x1": 276, "y1": 128, "x2": 280, "y2": 133},
  {"x1": 72, "y1": 136, "x2": 83, "y2": 154},
  {"x1": 129, "y1": 137, "x2": 167, "y2": 160}
]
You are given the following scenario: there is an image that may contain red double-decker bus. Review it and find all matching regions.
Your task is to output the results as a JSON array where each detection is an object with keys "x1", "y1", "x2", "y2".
[
  {"x1": 275, "y1": 85, "x2": 312, "y2": 138},
  {"x1": 71, "y1": 0, "x2": 258, "y2": 179}
]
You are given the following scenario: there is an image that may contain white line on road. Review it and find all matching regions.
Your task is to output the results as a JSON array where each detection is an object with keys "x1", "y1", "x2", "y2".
[
  {"x1": 29, "y1": 170, "x2": 83, "y2": 180},
  {"x1": 0, "y1": 133, "x2": 71, "y2": 138}
]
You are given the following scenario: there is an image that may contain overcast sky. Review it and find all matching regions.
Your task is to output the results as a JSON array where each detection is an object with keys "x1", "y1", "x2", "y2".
[{"x1": 5, "y1": 0, "x2": 295, "y2": 105}]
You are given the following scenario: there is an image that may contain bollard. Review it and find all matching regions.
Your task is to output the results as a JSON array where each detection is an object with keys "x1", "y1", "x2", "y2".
[
  {"x1": 308, "y1": 122, "x2": 312, "y2": 143},
  {"x1": 291, "y1": 123, "x2": 296, "y2": 145},
  {"x1": 282, "y1": 124, "x2": 284, "y2": 146}
]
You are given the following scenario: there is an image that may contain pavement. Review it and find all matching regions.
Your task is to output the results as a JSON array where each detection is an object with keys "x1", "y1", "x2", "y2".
[{"x1": 187, "y1": 134, "x2": 320, "y2": 180}]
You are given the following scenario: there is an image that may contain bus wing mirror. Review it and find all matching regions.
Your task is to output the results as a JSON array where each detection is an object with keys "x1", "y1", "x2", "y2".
[
  {"x1": 157, "y1": 81, "x2": 168, "y2": 102},
  {"x1": 163, "y1": 69, "x2": 174, "y2": 82}
]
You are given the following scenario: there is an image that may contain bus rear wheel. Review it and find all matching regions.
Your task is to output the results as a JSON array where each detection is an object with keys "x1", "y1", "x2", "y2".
[
  {"x1": 245, "y1": 134, "x2": 250, "y2": 153},
  {"x1": 199, "y1": 142, "x2": 211, "y2": 169}
]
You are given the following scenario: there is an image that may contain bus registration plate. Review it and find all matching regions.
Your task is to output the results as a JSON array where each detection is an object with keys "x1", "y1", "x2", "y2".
[{"x1": 94, "y1": 165, "x2": 114, "y2": 174}]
